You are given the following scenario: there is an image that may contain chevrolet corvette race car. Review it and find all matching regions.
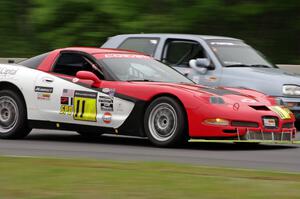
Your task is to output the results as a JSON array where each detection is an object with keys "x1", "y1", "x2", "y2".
[{"x1": 0, "y1": 47, "x2": 297, "y2": 147}]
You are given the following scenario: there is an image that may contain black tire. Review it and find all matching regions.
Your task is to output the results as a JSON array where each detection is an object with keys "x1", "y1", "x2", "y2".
[
  {"x1": 77, "y1": 131, "x2": 102, "y2": 138},
  {"x1": 0, "y1": 90, "x2": 31, "y2": 139},
  {"x1": 144, "y1": 96, "x2": 187, "y2": 147}
]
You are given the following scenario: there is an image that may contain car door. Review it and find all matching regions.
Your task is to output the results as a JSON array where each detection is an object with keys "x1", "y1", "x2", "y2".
[
  {"x1": 162, "y1": 39, "x2": 220, "y2": 86},
  {"x1": 42, "y1": 52, "x2": 135, "y2": 128}
]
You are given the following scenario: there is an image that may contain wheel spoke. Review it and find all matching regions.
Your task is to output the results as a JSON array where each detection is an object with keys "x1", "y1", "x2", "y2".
[
  {"x1": 148, "y1": 103, "x2": 178, "y2": 142},
  {"x1": 0, "y1": 96, "x2": 19, "y2": 134}
]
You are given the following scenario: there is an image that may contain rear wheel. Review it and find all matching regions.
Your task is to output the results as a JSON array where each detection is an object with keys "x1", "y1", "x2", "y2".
[
  {"x1": 144, "y1": 96, "x2": 187, "y2": 147},
  {"x1": 0, "y1": 90, "x2": 31, "y2": 139}
]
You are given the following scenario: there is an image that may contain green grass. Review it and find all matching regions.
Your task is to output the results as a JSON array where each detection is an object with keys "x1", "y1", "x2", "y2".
[{"x1": 1, "y1": 156, "x2": 300, "y2": 199}]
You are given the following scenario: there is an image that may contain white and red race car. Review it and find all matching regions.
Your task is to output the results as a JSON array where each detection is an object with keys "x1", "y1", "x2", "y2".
[{"x1": 0, "y1": 47, "x2": 297, "y2": 147}]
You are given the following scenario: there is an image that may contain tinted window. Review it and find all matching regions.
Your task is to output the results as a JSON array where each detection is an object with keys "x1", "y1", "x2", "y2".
[
  {"x1": 52, "y1": 53, "x2": 104, "y2": 78},
  {"x1": 100, "y1": 57, "x2": 193, "y2": 83},
  {"x1": 19, "y1": 53, "x2": 49, "y2": 69},
  {"x1": 164, "y1": 40, "x2": 206, "y2": 67},
  {"x1": 119, "y1": 38, "x2": 159, "y2": 56}
]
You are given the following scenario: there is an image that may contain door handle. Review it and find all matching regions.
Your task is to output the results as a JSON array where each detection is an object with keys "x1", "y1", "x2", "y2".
[{"x1": 42, "y1": 77, "x2": 54, "y2": 83}]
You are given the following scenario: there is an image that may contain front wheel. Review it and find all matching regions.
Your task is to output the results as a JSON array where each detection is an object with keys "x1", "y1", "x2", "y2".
[
  {"x1": 0, "y1": 90, "x2": 31, "y2": 139},
  {"x1": 144, "y1": 97, "x2": 187, "y2": 147}
]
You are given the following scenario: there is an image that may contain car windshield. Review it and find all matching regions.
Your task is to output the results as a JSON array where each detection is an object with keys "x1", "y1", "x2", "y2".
[
  {"x1": 98, "y1": 56, "x2": 193, "y2": 83},
  {"x1": 207, "y1": 40, "x2": 275, "y2": 68}
]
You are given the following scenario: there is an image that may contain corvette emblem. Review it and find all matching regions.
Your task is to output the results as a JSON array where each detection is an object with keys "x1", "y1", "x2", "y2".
[{"x1": 233, "y1": 103, "x2": 240, "y2": 111}]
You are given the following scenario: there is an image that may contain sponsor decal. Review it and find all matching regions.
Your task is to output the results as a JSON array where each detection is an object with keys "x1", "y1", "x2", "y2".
[
  {"x1": 103, "y1": 54, "x2": 150, "y2": 59},
  {"x1": 63, "y1": 89, "x2": 75, "y2": 97},
  {"x1": 59, "y1": 89, "x2": 98, "y2": 122},
  {"x1": 72, "y1": 78, "x2": 79, "y2": 83},
  {"x1": 60, "y1": 89, "x2": 75, "y2": 115},
  {"x1": 102, "y1": 112, "x2": 112, "y2": 124},
  {"x1": 269, "y1": 106, "x2": 291, "y2": 120},
  {"x1": 0, "y1": 67, "x2": 18, "y2": 78},
  {"x1": 37, "y1": 93, "x2": 51, "y2": 100},
  {"x1": 263, "y1": 118, "x2": 276, "y2": 127},
  {"x1": 35, "y1": 86, "x2": 53, "y2": 100},
  {"x1": 102, "y1": 88, "x2": 115, "y2": 98},
  {"x1": 99, "y1": 96, "x2": 113, "y2": 111},
  {"x1": 73, "y1": 91, "x2": 97, "y2": 121},
  {"x1": 35, "y1": 86, "x2": 53, "y2": 93},
  {"x1": 60, "y1": 105, "x2": 73, "y2": 115}
]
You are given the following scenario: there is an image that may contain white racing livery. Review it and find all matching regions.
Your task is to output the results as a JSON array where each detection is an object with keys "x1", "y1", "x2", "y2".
[{"x1": 0, "y1": 64, "x2": 134, "y2": 138}]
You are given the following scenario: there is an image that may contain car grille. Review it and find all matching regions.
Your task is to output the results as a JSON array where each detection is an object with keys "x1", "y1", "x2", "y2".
[
  {"x1": 231, "y1": 121, "x2": 259, "y2": 128},
  {"x1": 245, "y1": 131, "x2": 293, "y2": 141},
  {"x1": 282, "y1": 122, "x2": 294, "y2": 128}
]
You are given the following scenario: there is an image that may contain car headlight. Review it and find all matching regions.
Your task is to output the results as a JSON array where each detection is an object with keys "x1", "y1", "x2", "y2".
[
  {"x1": 204, "y1": 118, "x2": 230, "y2": 126},
  {"x1": 282, "y1": 85, "x2": 300, "y2": 96}
]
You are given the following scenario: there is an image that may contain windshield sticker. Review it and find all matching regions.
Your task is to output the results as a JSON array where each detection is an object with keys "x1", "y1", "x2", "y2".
[
  {"x1": 97, "y1": 54, "x2": 150, "y2": 59},
  {"x1": 150, "y1": 40, "x2": 158, "y2": 45},
  {"x1": 210, "y1": 42, "x2": 235, "y2": 46}
]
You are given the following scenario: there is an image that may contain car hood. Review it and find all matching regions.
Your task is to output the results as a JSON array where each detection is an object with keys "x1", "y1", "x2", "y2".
[
  {"x1": 129, "y1": 81, "x2": 270, "y2": 105},
  {"x1": 221, "y1": 67, "x2": 300, "y2": 96}
]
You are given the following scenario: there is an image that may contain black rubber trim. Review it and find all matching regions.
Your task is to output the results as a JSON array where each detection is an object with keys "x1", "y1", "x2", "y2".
[{"x1": 28, "y1": 120, "x2": 115, "y2": 134}]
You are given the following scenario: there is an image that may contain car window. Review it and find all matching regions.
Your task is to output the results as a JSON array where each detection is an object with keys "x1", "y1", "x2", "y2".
[
  {"x1": 52, "y1": 53, "x2": 104, "y2": 78},
  {"x1": 18, "y1": 53, "x2": 49, "y2": 69},
  {"x1": 99, "y1": 57, "x2": 193, "y2": 83},
  {"x1": 118, "y1": 38, "x2": 159, "y2": 56},
  {"x1": 163, "y1": 40, "x2": 206, "y2": 67}
]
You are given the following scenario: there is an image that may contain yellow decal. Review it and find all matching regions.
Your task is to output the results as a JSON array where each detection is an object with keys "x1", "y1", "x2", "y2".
[
  {"x1": 73, "y1": 91, "x2": 97, "y2": 122},
  {"x1": 269, "y1": 106, "x2": 291, "y2": 119},
  {"x1": 60, "y1": 105, "x2": 73, "y2": 115}
]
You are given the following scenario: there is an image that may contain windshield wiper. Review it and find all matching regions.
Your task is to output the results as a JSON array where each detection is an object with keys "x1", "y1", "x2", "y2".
[
  {"x1": 249, "y1": 64, "x2": 270, "y2": 68},
  {"x1": 225, "y1": 64, "x2": 270, "y2": 68}
]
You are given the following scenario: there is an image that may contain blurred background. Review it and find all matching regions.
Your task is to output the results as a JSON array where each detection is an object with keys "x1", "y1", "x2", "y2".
[{"x1": 0, "y1": 0, "x2": 299, "y2": 64}]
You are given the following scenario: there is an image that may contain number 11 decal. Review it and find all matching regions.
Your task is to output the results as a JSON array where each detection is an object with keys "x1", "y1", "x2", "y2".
[{"x1": 73, "y1": 91, "x2": 97, "y2": 122}]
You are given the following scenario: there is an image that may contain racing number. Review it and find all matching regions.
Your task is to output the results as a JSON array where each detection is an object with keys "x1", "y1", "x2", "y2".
[{"x1": 73, "y1": 91, "x2": 97, "y2": 122}]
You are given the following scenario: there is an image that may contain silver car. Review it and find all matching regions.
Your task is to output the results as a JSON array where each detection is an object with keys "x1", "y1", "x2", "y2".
[{"x1": 102, "y1": 34, "x2": 300, "y2": 124}]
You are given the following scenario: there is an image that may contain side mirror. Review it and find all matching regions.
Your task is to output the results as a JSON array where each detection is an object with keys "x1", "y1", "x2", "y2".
[
  {"x1": 189, "y1": 58, "x2": 212, "y2": 74},
  {"x1": 195, "y1": 58, "x2": 211, "y2": 68},
  {"x1": 76, "y1": 71, "x2": 101, "y2": 87}
]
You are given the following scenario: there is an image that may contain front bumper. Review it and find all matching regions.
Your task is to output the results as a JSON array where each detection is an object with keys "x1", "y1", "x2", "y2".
[{"x1": 190, "y1": 127, "x2": 299, "y2": 144}]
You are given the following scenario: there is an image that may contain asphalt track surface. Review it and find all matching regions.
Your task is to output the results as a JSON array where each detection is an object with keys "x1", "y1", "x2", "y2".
[{"x1": 1, "y1": 129, "x2": 300, "y2": 172}]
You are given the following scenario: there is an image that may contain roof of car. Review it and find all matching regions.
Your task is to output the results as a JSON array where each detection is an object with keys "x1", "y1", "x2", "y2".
[
  {"x1": 59, "y1": 47, "x2": 145, "y2": 55},
  {"x1": 110, "y1": 33, "x2": 241, "y2": 41}
]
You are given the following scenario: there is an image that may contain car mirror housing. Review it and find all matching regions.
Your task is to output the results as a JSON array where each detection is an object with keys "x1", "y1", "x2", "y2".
[
  {"x1": 76, "y1": 71, "x2": 101, "y2": 87},
  {"x1": 189, "y1": 58, "x2": 212, "y2": 74}
]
